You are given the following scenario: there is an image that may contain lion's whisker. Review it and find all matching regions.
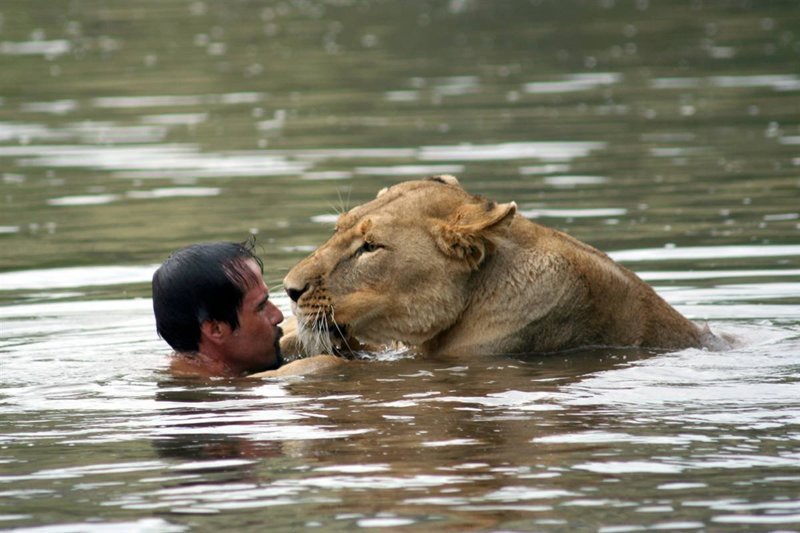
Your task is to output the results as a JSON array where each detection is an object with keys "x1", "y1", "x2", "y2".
[
  {"x1": 334, "y1": 186, "x2": 352, "y2": 216},
  {"x1": 298, "y1": 306, "x2": 334, "y2": 357},
  {"x1": 319, "y1": 313, "x2": 334, "y2": 355},
  {"x1": 330, "y1": 307, "x2": 353, "y2": 354},
  {"x1": 341, "y1": 186, "x2": 352, "y2": 214},
  {"x1": 327, "y1": 201, "x2": 341, "y2": 217}
]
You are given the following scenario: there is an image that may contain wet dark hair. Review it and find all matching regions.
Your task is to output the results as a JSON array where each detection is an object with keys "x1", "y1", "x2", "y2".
[{"x1": 152, "y1": 240, "x2": 264, "y2": 353}]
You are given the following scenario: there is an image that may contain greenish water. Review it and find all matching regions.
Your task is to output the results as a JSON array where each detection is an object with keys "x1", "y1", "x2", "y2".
[{"x1": 1, "y1": 1, "x2": 799, "y2": 531}]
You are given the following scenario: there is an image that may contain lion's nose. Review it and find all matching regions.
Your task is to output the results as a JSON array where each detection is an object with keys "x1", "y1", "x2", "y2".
[{"x1": 286, "y1": 283, "x2": 309, "y2": 303}]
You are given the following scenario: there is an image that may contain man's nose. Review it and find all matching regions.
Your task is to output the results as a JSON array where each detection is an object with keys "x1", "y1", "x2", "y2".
[{"x1": 268, "y1": 302, "x2": 284, "y2": 324}]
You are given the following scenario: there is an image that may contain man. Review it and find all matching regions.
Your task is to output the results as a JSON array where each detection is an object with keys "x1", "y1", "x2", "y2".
[{"x1": 152, "y1": 240, "x2": 342, "y2": 378}]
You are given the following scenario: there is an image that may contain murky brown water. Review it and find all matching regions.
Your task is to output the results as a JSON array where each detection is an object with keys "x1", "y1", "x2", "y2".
[{"x1": 1, "y1": 1, "x2": 799, "y2": 531}]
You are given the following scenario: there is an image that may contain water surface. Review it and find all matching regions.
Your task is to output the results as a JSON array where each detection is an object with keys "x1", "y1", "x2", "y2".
[{"x1": 1, "y1": 1, "x2": 799, "y2": 531}]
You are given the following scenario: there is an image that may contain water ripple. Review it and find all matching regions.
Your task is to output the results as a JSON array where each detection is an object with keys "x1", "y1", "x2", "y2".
[{"x1": 610, "y1": 244, "x2": 800, "y2": 262}]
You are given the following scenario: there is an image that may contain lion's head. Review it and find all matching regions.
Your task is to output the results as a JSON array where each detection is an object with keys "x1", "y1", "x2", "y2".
[{"x1": 284, "y1": 175, "x2": 516, "y2": 355}]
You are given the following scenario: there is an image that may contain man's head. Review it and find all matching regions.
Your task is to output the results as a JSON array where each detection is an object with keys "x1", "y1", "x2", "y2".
[{"x1": 152, "y1": 241, "x2": 284, "y2": 374}]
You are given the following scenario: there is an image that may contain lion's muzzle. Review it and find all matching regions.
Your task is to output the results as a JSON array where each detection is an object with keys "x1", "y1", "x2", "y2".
[{"x1": 285, "y1": 282, "x2": 308, "y2": 305}]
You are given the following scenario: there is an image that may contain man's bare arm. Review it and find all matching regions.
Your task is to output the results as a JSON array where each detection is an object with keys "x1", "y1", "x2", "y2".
[{"x1": 248, "y1": 354, "x2": 346, "y2": 379}]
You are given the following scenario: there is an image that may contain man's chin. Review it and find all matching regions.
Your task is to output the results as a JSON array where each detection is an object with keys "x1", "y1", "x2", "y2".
[
  {"x1": 250, "y1": 350, "x2": 282, "y2": 375},
  {"x1": 271, "y1": 344, "x2": 284, "y2": 369},
  {"x1": 271, "y1": 327, "x2": 284, "y2": 369}
]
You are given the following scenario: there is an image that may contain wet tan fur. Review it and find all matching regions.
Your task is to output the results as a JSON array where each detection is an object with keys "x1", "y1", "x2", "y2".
[{"x1": 284, "y1": 176, "x2": 711, "y2": 357}]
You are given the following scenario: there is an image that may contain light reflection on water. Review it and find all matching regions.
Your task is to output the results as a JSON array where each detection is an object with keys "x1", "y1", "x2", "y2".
[
  {"x1": 523, "y1": 72, "x2": 622, "y2": 94},
  {"x1": 1, "y1": 266, "x2": 799, "y2": 529},
  {"x1": 1, "y1": 0, "x2": 800, "y2": 530}
]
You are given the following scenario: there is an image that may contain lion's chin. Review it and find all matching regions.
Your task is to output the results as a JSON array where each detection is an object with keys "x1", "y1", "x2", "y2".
[{"x1": 295, "y1": 319, "x2": 360, "y2": 358}]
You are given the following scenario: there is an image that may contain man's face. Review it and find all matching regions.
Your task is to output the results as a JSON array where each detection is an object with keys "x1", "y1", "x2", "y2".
[{"x1": 222, "y1": 259, "x2": 285, "y2": 373}]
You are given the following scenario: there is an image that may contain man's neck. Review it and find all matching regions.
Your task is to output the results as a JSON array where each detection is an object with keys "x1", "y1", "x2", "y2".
[{"x1": 169, "y1": 351, "x2": 246, "y2": 378}]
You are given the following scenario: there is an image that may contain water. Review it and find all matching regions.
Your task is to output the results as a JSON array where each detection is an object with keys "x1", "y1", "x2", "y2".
[{"x1": 1, "y1": 0, "x2": 799, "y2": 530}]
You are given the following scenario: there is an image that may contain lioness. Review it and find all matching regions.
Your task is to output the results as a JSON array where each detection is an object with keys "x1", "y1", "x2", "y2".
[{"x1": 284, "y1": 175, "x2": 722, "y2": 357}]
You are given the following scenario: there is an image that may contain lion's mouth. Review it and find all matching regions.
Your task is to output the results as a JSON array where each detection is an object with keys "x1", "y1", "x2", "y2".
[{"x1": 296, "y1": 312, "x2": 359, "y2": 357}]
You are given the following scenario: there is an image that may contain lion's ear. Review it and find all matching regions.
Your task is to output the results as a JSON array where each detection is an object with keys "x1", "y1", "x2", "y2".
[{"x1": 433, "y1": 200, "x2": 516, "y2": 270}]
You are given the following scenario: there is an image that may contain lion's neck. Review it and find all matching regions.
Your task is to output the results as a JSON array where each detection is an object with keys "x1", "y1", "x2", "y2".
[{"x1": 420, "y1": 221, "x2": 704, "y2": 357}]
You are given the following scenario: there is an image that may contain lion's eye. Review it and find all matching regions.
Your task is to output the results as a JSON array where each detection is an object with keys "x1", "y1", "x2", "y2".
[{"x1": 355, "y1": 241, "x2": 382, "y2": 257}]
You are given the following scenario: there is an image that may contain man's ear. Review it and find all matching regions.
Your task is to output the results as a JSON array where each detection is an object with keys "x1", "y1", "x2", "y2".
[
  {"x1": 200, "y1": 320, "x2": 230, "y2": 346},
  {"x1": 433, "y1": 198, "x2": 516, "y2": 270}
]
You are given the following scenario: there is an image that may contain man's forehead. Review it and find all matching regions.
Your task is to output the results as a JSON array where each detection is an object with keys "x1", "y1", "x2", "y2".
[
  {"x1": 243, "y1": 280, "x2": 269, "y2": 306},
  {"x1": 243, "y1": 259, "x2": 264, "y2": 279},
  {"x1": 226, "y1": 256, "x2": 261, "y2": 280}
]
